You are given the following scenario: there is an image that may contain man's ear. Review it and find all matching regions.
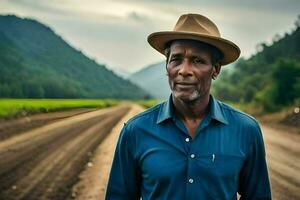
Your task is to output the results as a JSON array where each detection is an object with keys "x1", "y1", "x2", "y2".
[
  {"x1": 212, "y1": 63, "x2": 221, "y2": 80},
  {"x1": 165, "y1": 58, "x2": 171, "y2": 76},
  {"x1": 165, "y1": 59, "x2": 168, "y2": 70}
]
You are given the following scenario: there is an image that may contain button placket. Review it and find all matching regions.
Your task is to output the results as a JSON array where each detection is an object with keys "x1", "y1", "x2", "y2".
[{"x1": 186, "y1": 137, "x2": 196, "y2": 187}]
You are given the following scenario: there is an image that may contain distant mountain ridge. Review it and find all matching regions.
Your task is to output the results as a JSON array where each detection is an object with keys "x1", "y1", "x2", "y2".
[
  {"x1": 129, "y1": 61, "x2": 171, "y2": 100},
  {"x1": 0, "y1": 15, "x2": 149, "y2": 99}
]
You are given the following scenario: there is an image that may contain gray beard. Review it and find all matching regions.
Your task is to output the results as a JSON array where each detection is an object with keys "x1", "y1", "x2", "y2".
[{"x1": 173, "y1": 89, "x2": 201, "y2": 102}]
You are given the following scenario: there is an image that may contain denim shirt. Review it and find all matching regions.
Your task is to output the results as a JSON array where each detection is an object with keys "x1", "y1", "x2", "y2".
[{"x1": 105, "y1": 95, "x2": 272, "y2": 200}]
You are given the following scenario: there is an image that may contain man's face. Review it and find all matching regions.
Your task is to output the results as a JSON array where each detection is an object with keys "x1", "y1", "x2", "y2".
[{"x1": 166, "y1": 40, "x2": 220, "y2": 102}]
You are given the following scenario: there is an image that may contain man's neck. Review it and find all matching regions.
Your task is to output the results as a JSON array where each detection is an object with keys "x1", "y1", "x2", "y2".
[{"x1": 172, "y1": 94, "x2": 210, "y2": 122}]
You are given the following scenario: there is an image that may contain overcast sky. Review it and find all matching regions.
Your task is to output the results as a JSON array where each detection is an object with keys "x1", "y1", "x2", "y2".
[{"x1": 1, "y1": 0, "x2": 299, "y2": 73}]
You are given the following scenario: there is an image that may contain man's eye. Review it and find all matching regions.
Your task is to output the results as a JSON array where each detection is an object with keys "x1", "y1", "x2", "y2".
[
  {"x1": 194, "y1": 58, "x2": 204, "y2": 64},
  {"x1": 170, "y1": 58, "x2": 180, "y2": 63}
]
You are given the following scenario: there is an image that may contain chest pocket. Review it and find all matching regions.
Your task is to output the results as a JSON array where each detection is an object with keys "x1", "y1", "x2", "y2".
[
  {"x1": 213, "y1": 154, "x2": 244, "y2": 177},
  {"x1": 196, "y1": 154, "x2": 245, "y2": 199},
  {"x1": 197, "y1": 154, "x2": 244, "y2": 177}
]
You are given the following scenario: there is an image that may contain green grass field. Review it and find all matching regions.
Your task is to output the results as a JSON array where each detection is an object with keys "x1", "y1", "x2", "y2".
[
  {"x1": 135, "y1": 99, "x2": 161, "y2": 109},
  {"x1": 0, "y1": 99, "x2": 119, "y2": 119}
]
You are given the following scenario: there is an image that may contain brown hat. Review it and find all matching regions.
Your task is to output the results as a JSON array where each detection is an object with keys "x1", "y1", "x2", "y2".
[{"x1": 147, "y1": 13, "x2": 240, "y2": 65}]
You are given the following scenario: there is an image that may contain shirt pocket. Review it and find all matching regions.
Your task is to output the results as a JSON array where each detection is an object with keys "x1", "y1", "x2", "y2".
[
  {"x1": 197, "y1": 154, "x2": 244, "y2": 176},
  {"x1": 196, "y1": 154, "x2": 245, "y2": 199},
  {"x1": 212, "y1": 154, "x2": 245, "y2": 178}
]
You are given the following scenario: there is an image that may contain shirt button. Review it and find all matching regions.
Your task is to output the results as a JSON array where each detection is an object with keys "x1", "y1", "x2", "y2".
[
  {"x1": 190, "y1": 154, "x2": 195, "y2": 159},
  {"x1": 185, "y1": 138, "x2": 190, "y2": 142},
  {"x1": 188, "y1": 178, "x2": 194, "y2": 184}
]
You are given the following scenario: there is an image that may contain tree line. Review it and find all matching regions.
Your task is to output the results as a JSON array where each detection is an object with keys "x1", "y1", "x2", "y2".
[{"x1": 213, "y1": 16, "x2": 300, "y2": 112}]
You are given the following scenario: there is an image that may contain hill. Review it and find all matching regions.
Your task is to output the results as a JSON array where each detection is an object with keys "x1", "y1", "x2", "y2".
[
  {"x1": 0, "y1": 15, "x2": 149, "y2": 99},
  {"x1": 213, "y1": 15, "x2": 300, "y2": 112},
  {"x1": 129, "y1": 61, "x2": 171, "y2": 99}
]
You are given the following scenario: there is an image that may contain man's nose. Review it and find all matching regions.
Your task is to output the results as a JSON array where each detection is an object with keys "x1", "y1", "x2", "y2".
[{"x1": 178, "y1": 60, "x2": 193, "y2": 77}]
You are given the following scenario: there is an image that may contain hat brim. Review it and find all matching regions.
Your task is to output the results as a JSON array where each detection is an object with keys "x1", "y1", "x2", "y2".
[{"x1": 148, "y1": 31, "x2": 240, "y2": 66}]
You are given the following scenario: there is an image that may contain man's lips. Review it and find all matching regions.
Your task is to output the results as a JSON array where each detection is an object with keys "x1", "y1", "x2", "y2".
[
  {"x1": 175, "y1": 81, "x2": 195, "y2": 85},
  {"x1": 176, "y1": 82, "x2": 196, "y2": 85},
  {"x1": 175, "y1": 82, "x2": 196, "y2": 88}
]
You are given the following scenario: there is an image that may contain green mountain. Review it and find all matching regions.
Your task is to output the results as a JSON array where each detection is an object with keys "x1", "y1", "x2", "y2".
[
  {"x1": 213, "y1": 16, "x2": 300, "y2": 111},
  {"x1": 129, "y1": 61, "x2": 171, "y2": 100},
  {"x1": 0, "y1": 15, "x2": 150, "y2": 99}
]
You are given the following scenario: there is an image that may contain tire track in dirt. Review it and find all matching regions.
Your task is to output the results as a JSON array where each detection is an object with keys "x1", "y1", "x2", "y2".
[
  {"x1": 71, "y1": 104, "x2": 144, "y2": 200},
  {"x1": 261, "y1": 124, "x2": 300, "y2": 200},
  {"x1": 0, "y1": 108, "x2": 96, "y2": 141},
  {"x1": 0, "y1": 104, "x2": 131, "y2": 200}
]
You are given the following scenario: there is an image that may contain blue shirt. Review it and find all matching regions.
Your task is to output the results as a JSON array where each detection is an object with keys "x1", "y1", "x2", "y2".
[{"x1": 105, "y1": 95, "x2": 272, "y2": 200}]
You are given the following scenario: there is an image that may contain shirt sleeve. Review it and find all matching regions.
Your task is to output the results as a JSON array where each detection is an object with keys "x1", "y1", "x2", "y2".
[
  {"x1": 238, "y1": 123, "x2": 272, "y2": 200},
  {"x1": 105, "y1": 124, "x2": 141, "y2": 200}
]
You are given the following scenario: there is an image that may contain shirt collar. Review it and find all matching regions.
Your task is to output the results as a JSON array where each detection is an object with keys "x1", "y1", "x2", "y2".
[
  {"x1": 157, "y1": 95, "x2": 228, "y2": 125},
  {"x1": 157, "y1": 95, "x2": 174, "y2": 124},
  {"x1": 209, "y1": 95, "x2": 228, "y2": 124}
]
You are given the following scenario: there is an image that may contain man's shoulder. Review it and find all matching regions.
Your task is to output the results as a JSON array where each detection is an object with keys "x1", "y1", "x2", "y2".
[
  {"x1": 125, "y1": 102, "x2": 164, "y2": 127},
  {"x1": 217, "y1": 100, "x2": 260, "y2": 129}
]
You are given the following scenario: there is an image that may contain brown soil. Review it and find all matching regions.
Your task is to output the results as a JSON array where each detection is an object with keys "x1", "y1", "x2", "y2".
[
  {"x1": 260, "y1": 123, "x2": 300, "y2": 200},
  {"x1": 71, "y1": 104, "x2": 144, "y2": 200},
  {"x1": 0, "y1": 108, "x2": 97, "y2": 141},
  {"x1": 281, "y1": 111, "x2": 300, "y2": 128},
  {"x1": 0, "y1": 104, "x2": 130, "y2": 200},
  {"x1": 259, "y1": 108, "x2": 300, "y2": 134}
]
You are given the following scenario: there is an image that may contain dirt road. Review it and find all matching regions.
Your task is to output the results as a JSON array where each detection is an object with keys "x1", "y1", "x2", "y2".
[
  {"x1": 0, "y1": 104, "x2": 130, "y2": 200},
  {"x1": 0, "y1": 104, "x2": 299, "y2": 200},
  {"x1": 261, "y1": 124, "x2": 300, "y2": 200}
]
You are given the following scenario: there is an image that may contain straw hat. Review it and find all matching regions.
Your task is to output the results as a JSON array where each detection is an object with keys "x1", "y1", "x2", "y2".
[{"x1": 147, "y1": 13, "x2": 240, "y2": 65}]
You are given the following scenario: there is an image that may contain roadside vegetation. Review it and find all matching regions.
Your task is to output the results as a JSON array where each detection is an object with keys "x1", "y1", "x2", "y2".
[
  {"x1": 0, "y1": 99, "x2": 118, "y2": 119},
  {"x1": 213, "y1": 16, "x2": 300, "y2": 114},
  {"x1": 135, "y1": 99, "x2": 161, "y2": 109}
]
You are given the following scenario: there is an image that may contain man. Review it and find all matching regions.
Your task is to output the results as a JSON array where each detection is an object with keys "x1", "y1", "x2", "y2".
[{"x1": 105, "y1": 13, "x2": 272, "y2": 200}]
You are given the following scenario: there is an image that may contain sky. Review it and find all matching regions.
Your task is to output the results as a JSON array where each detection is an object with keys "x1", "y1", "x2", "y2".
[{"x1": 1, "y1": 0, "x2": 299, "y2": 74}]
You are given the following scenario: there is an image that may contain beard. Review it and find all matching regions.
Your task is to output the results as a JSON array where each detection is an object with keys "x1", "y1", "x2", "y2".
[
  {"x1": 168, "y1": 76, "x2": 209, "y2": 103},
  {"x1": 172, "y1": 87, "x2": 201, "y2": 102}
]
